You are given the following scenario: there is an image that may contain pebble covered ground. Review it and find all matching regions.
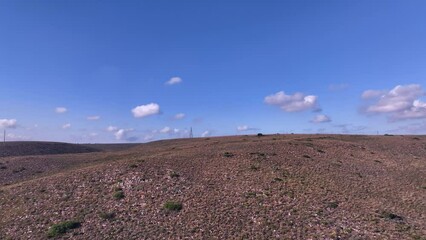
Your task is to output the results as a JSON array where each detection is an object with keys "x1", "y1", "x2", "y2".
[{"x1": 0, "y1": 134, "x2": 425, "y2": 239}]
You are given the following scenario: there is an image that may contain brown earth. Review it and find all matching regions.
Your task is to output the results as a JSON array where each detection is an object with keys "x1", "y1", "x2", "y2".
[{"x1": 0, "y1": 134, "x2": 425, "y2": 239}]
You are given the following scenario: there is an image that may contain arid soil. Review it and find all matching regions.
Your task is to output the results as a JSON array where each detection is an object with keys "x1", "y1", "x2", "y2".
[{"x1": 0, "y1": 135, "x2": 425, "y2": 239}]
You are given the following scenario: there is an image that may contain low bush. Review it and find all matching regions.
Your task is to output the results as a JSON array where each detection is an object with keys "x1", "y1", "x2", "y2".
[
  {"x1": 113, "y1": 190, "x2": 125, "y2": 200},
  {"x1": 47, "y1": 220, "x2": 80, "y2": 238},
  {"x1": 163, "y1": 201, "x2": 182, "y2": 211}
]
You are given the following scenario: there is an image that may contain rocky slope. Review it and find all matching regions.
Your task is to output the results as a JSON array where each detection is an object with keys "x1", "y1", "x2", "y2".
[{"x1": 0, "y1": 135, "x2": 424, "y2": 239}]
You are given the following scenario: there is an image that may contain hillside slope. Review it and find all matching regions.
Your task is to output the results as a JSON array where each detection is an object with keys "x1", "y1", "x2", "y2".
[
  {"x1": 0, "y1": 135, "x2": 425, "y2": 239},
  {"x1": 0, "y1": 142, "x2": 101, "y2": 157}
]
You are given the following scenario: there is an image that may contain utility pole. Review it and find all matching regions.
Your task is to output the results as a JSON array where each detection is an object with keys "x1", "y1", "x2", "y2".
[
  {"x1": 3, "y1": 129, "x2": 5, "y2": 145},
  {"x1": 189, "y1": 127, "x2": 193, "y2": 138}
]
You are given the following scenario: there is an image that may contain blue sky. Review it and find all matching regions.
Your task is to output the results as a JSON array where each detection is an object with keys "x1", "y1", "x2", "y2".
[{"x1": 1, "y1": 0, "x2": 426, "y2": 143}]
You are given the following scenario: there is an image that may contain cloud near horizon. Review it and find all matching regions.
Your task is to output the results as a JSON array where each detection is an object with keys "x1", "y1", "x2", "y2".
[
  {"x1": 264, "y1": 91, "x2": 318, "y2": 112},
  {"x1": 201, "y1": 130, "x2": 211, "y2": 137},
  {"x1": 311, "y1": 114, "x2": 331, "y2": 123},
  {"x1": 362, "y1": 84, "x2": 426, "y2": 121},
  {"x1": 0, "y1": 119, "x2": 17, "y2": 128},
  {"x1": 132, "y1": 103, "x2": 160, "y2": 118},
  {"x1": 114, "y1": 128, "x2": 135, "y2": 140},
  {"x1": 165, "y1": 77, "x2": 182, "y2": 85},
  {"x1": 62, "y1": 123, "x2": 71, "y2": 129},
  {"x1": 237, "y1": 125, "x2": 258, "y2": 132}
]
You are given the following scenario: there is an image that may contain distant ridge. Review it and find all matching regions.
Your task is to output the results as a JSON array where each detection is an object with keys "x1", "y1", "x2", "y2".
[{"x1": 0, "y1": 141, "x2": 101, "y2": 157}]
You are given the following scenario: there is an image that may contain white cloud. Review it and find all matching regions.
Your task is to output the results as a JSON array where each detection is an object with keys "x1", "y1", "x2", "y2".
[
  {"x1": 174, "y1": 113, "x2": 185, "y2": 120},
  {"x1": 311, "y1": 114, "x2": 331, "y2": 123},
  {"x1": 165, "y1": 77, "x2": 182, "y2": 85},
  {"x1": 144, "y1": 134, "x2": 155, "y2": 141},
  {"x1": 132, "y1": 103, "x2": 160, "y2": 118},
  {"x1": 201, "y1": 130, "x2": 210, "y2": 137},
  {"x1": 114, "y1": 128, "x2": 134, "y2": 140},
  {"x1": 237, "y1": 125, "x2": 249, "y2": 131},
  {"x1": 362, "y1": 84, "x2": 426, "y2": 121},
  {"x1": 55, "y1": 107, "x2": 67, "y2": 113},
  {"x1": 62, "y1": 123, "x2": 71, "y2": 129},
  {"x1": 107, "y1": 126, "x2": 118, "y2": 132},
  {"x1": 87, "y1": 116, "x2": 100, "y2": 120},
  {"x1": 264, "y1": 91, "x2": 318, "y2": 112},
  {"x1": 173, "y1": 128, "x2": 181, "y2": 134},
  {"x1": 160, "y1": 126, "x2": 171, "y2": 134},
  {"x1": 0, "y1": 119, "x2": 17, "y2": 128},
  {"x1": 236, "y1": 125, "x2": 258, "y2": 132},
  {"x1": 159, "y1": 126, "x2": 186, "y2": 137},
  {"x1": 361, "y1": 90, "x2": 386, "y2": 99}
]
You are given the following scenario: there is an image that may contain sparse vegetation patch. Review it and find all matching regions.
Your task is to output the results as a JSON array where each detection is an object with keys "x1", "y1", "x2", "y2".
[
  {"x1": 99, "y1": 211, "x2": 116, "y2": 220},
  {"x1": 327, "y1": 201, "x2": 339, "y2": 209},
  {"x1": 170, "y1": 172, "x2": 180, "y2": 178},
  {"x1": 47, "y1": 220, "x2": 81, "y2": 238},
  {"x1": 250, "y1": 165, "x2": 259, "y2": 171},
  {"x1": 379, "y1": 211, "x2": 403, "y2": 221},
  {"x1": 223, "y1": 152, "x2": 234, "y2": 157},
  {"x1": 163, "y1": 201, "x2": 182, "y2": 211},
  {"x1": 113, "y1": 188, "x2": 125, "y2": 200}
]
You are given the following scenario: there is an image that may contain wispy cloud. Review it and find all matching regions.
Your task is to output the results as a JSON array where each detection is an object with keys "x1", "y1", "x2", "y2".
[
  {"x1": 114, "y1": 128, "x2": 134, "y2": 140},
  {"x1": 236, "y1": 125, "x2": 258, "y2": 132},
  {"x1": 62, "y1": 123, "x2": 71, "y2": 129},
  {"x1": 311, "y1": 114, "x2": 331, "y2": 123},
  {"x1": 55, "y1": 107, "x2": 67, "y2": 113},
  {"x1": 160, "y1": 126, "x2": 172, "y2": 134},
  {"x1": 132, "y1": 103, "x2": 160, "y2": 118},
  {"x1": 361, "y1": 84, "x2": 426, "y2": 121},
  {"x1": 0, "y1": 119, "x2": 17, "y2": 128},
  {"x1": 107, "y1": 126, "x2": 118, "y2": 132},
  {"x1": 106, "y1": 125, "x2": 137, "y2": 141},
  {"x1": 87, "y1": 116, "x2": 100, "y2": 120},
  {"x1": 6, "y1": 133, "x2": 30, "y2": 141},
  {"x1": 165, "y1": 77, "x2": 182, "y2": 85},
  {"x1": 173, "y1": 113, "x2": 185, "y2": 120},
  {"x1": 264, "y1": 91, "x2": 319, "y2": 112},
  {"x1": 201, "y1": 130, "x2": 211, "y2": 137}
]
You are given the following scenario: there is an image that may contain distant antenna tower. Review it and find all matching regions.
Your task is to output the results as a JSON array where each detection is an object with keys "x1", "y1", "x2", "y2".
[{"x1": 189, "y1": 127, "x2": 193, "y2": 138}]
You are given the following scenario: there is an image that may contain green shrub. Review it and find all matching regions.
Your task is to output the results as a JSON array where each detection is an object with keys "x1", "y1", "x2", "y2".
[
  {"x1": 113, "y1": 190, "x2": 125, "y2": 200},
  {"x1": 163, "y1": 201, "x2": 182, "y2": 211},
  {"x1": 47, "y1": 220, "x2": 80, "y2": 238}
]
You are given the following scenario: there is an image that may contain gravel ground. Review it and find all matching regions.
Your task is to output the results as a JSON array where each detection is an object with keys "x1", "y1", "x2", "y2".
[{"x1": 0, "y1": 134, "x2": 425, "y2": 239}]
